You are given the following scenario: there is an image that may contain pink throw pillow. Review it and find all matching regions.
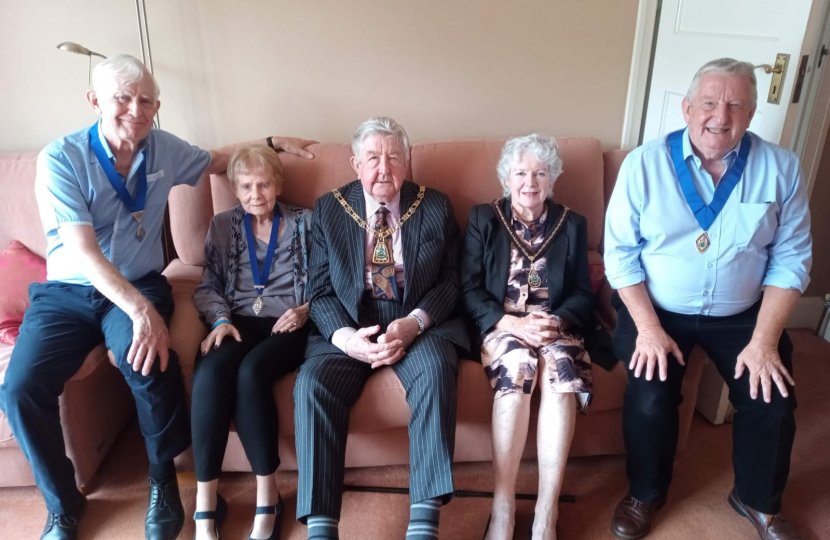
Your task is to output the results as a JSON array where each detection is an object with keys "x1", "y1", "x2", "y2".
[{"x1": 0, "y1": 240, "x2": 47, "y2": 345}]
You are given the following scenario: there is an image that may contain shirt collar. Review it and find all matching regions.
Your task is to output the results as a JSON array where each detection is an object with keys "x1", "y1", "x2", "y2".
[
  {"x1": 364, "y1": 189, "x2": 402, "y2": 219},
  {"x1": 91, "y1": 120, "x2": 149, "y2": 165},
  {"x1": 681, "y1": 126, "x2": 744, "y2": 168}
]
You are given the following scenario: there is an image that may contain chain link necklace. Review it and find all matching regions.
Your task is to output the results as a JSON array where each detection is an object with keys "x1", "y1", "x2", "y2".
[
  {"x1": 492, "y1": 200, "x2": 570, "y2": 288},
  {"x1": 333, "y1": 184, "x2": 426, "y2": 264}
]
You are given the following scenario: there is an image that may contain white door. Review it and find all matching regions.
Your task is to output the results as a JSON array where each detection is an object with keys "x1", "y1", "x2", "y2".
[{"x1": 642, "y1": 0, "x2": 814, "y2": 144}]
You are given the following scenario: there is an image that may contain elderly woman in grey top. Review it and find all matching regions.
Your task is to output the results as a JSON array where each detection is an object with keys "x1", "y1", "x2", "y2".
[{"x1": 190, "y1": 145, "x2": 311, "y2": 540}]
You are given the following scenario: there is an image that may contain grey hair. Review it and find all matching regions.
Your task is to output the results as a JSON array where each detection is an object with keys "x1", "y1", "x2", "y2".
[
  {"x1": 496, "y1": 134, "x2": 563, "y2": 198},
  {"x1": 351, "y1": 117, "x2": 410, "y2": 162},
  {"x1": 686, "y1": 58, "x2": 757, "y2": 107},
  {"x1": 92, "y1": 54, "x2": 160, "y2": 100},
  {"x1": 227, "y1": 145, "x2": 285, "y2": 190}
]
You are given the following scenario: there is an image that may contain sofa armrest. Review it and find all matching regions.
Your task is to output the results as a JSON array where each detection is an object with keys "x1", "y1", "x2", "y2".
[{"x1": 163, "y1": 259, "x2": 207, "y2": 401}]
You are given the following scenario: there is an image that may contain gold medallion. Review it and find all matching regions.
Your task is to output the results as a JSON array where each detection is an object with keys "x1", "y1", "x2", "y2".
[
  {"x1": 528, "y1": 266, "x2": 542, "y2": 288},
  {"x1": 252, "y1": 295, "x2": 264, "y2": 315},
  {"x1": 372, "y1": 236, "x2": 392, "y2": 264},
  {"x1": 696, "y1": 232, "x2": 711, "y2": 254},
  {"x1": 131, "y1": 210, "x2": 145, "y2": 241}
]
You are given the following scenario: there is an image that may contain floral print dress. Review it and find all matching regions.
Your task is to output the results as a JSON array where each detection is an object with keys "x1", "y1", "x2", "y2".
[{"x1": 480, "y1": 207, "x2": 593, "y2": 413}]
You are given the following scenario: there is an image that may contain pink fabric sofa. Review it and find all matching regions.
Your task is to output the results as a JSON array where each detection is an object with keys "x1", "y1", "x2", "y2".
[
  {"x1": 166, "y1": 138, "x2": 707, "y2": 473},
  {"x1": 0, "y1": 153, "x2": 136, "y2": 489}
]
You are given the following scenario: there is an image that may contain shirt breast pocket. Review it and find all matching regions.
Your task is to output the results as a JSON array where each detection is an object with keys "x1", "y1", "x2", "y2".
[
  {"x1": 145, "y1": 170, "x2": 167, "y2": 207},
  {"x1": 735, "y1": 202, "x2": 777, "y2": 251}
]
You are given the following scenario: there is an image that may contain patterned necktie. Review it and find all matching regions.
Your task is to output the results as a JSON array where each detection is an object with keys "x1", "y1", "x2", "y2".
[{"x1": 371, "y1": 206, "x2": 399, "y2": 300}]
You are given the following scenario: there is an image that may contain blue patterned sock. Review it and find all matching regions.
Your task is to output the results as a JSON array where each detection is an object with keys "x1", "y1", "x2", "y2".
[
  {"x1": 307, "y1": 514, "x2": 339, "y2": 539},
  {"x1": 406, "y1": 497, "x2": 441, "y2": 538}
]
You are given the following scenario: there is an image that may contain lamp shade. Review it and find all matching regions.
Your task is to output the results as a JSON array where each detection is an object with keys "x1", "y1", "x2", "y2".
[{"x1": 56, "y1": 42, "x2": 106, "y2": 59}]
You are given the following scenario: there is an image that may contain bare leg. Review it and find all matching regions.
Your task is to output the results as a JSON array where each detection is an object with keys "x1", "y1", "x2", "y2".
[
  {"x1": 194, "y1": 479, "x2": 219, "y2": 540},
  {"x1": 250, "y1": 473, "x2": 281, "y2": 539},
  {"x1": 486, "y1": 391, "x2": 533, "y2": 540},
  {"x1": 532, "y1": 357, "x2": 576, "y2": 540}
]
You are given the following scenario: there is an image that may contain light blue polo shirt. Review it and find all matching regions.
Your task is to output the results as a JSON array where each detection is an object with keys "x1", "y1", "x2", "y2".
[{"x1": 35, "y1": 122, "x2": 212, "y2": 285}]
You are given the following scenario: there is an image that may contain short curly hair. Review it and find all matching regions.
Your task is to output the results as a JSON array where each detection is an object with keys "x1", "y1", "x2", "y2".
[{"x1": 496, "y1": 134, "x2": 563, "y2": 197}]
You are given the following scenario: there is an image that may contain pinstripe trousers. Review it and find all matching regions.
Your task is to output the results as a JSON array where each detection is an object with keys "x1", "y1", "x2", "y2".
[{"x1": 294, "y1": 295, "x2": 459, "y2": 521}]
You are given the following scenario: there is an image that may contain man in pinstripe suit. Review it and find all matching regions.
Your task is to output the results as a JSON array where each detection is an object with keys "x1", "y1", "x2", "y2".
[{"x1": 294, "y1": 118, "x2": 469, "y2": 540}]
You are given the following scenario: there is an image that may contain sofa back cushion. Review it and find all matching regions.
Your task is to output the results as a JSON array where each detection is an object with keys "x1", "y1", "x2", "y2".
[
  {"x1": 169, "y1": 137, "x2": 607, "y2": 265},
  {"x1": 0, "y1": 153, "x2": 47, "y2": 258},
  {"x1": 410, "y1": 138, "x2": 605, "y2": 248}
]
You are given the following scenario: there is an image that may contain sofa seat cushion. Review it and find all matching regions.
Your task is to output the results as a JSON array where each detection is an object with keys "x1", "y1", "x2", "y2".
[
  {"x1": 272, "y1": 351, "x2": 628, "y2": 437},
  {"x1": 0, "y1": 342, "x2": 108, "y2": 449}
]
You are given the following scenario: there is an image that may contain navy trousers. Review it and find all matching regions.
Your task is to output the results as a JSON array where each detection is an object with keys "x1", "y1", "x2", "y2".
[
  {"x1": 613, "y1": 299, "x2": 796, "y2": 514},
  {"x1": 0, "y1": 272, "x2": 190, "y2": 515}
]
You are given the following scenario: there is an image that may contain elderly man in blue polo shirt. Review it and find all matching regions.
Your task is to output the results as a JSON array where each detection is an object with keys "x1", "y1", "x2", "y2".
[
  {"x1": 604, "y1": 58, "x2": 811, "y2": 540},
  {"x1": 0, "y1": 54, "x2": 313, "y2": 540}
]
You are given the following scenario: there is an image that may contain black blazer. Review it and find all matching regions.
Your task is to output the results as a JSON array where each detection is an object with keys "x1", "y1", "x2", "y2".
[
  {"x1": 461, "y1": 198, "x2": 594, "y2": 337},
  {"x1": 305, "y1": 180, "x2": 470, "y2": 357}
]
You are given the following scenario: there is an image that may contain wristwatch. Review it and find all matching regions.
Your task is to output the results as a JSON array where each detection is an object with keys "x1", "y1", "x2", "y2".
[
  {"x1": 266, "y1": 136, "x2": 276, "y2": 150},
  {"x1": 408, "y1": 313, "x2": 425, "y2": 335}
]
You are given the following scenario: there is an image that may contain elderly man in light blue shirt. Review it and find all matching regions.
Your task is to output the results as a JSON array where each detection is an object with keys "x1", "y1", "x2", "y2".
[
  {"x1": 604, "y1": 58, "x2": 810, "y2": 540},
  {"x1": 0, "y1": 54, "x2": 314, "y2": 540}
]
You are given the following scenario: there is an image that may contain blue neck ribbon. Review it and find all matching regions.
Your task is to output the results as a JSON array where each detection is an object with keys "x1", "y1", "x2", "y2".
[
  {"x1": 668, "y1": 129, "x2": 751, "y2": 231},
  {"x1": 88, "y1": 122, "x2": 147, "y2": 213},
  {"x1": 243, "y1": 207, "x2": 282, "y2": 293}
]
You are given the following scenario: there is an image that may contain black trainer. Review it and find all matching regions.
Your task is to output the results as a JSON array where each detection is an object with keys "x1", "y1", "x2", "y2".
[{"x1": 145, "y1": 476, "x2": 184, "y2": 540}]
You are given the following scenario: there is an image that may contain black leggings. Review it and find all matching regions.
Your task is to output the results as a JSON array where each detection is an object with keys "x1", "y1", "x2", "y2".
[{"x1": 191, "y1": 315, "x2": 308, "y2": 481}]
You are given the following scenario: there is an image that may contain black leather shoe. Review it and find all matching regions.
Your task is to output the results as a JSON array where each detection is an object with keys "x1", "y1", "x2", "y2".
[
  {"x1": 145, "y1": 477, "x2": 185, "y2": 540},
  {"x1": 41, "y1": 497, "x2": 86, "y2": 540}
]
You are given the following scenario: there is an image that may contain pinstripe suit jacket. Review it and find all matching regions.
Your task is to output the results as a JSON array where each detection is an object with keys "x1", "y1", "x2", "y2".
[{"x1": 305, "y1": 180, "x2": 470, "y2": 357}]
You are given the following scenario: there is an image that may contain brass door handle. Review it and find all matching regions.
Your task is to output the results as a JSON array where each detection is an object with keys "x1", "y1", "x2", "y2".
[
  {"x1": 756, "y1": 54, "x2": 790, "y2": 104},
  {"x1": 756, "y1": 64, "x2": 783, "y2": 74}
]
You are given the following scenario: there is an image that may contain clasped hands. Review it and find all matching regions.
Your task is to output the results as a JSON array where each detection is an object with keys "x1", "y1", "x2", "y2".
[
  {"x1": 198, "y1": 305, "x2": 310, "y2": 356},
  {"x1": 630, "y1": 325, "x2": 794, "y2": 403},
  {"x1": 345, "y1": 317, "x2": 421, "y2": 369},
  {"x1": 496, "y1": 312, "x2": 561, "y2": 348}
]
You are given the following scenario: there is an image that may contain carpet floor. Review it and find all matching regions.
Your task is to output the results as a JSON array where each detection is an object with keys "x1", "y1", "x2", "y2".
[{"x1": 0, "y1": 328, "x2": 827, "y2": 539}]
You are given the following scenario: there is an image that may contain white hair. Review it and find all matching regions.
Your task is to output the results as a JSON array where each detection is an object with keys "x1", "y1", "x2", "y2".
[
  {"x1": 687, "y1": 57, "x2": 757, "y2": 107},
  {"x1": 351, "y1": 117, "x2": 410, "y2": 162},
  {"x1": 92, "y1": 54, "x2": 159, "y2": 100},
  {"x1": 496, "y1": 134, "x2": 563, "y2": 197}
]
